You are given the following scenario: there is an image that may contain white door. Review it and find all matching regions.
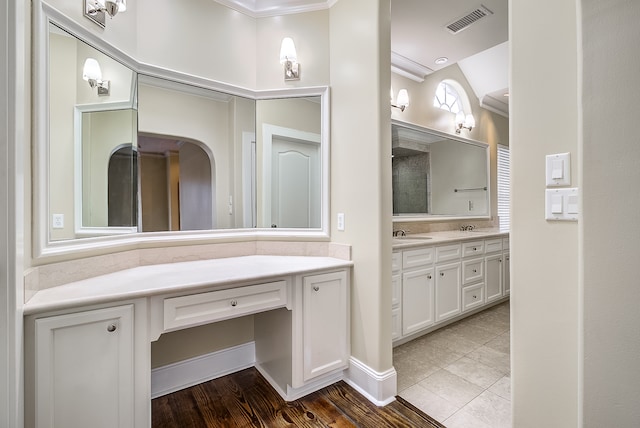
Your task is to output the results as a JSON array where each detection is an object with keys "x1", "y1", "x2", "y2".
[
  {"x1": 35, "y1": 305, "x2": 134, "y2": 428},
  {"x1": 302, "y1": 271, "x2": 349, "y2": 382},
  {"x1": 402, "y1": 267, "x2": 435, "y2": 335},
  {"x1": 271, "y1": 137, "x2": 320, "y2": 228}
]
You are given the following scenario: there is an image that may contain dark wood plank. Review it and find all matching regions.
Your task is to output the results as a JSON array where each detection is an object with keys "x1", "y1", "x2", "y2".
[{"x1": 152, "y1": 368, "x2": 443, "y2": 428}]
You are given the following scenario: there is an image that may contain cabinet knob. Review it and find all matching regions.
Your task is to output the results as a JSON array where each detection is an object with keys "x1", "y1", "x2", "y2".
[
  {"x1": 230, "y1": 300, "x2": 238, "y2": 307},
  {"x1": 473, "y1": 247, "x2": 477, "y2": 251},
  {"x1": 499, "y1": 259, "x2": 502, "y2": 263},
  {"x1": 313, "y1": 286, "x2": 320, "y2": 292},
  {"x1": 440, "y1": 272, "x2": 445, "y2": 277},
  {"x1": 427, "y1": 275, "x2": 432, "y2": 279},
  {"x1": 107, "y1": 324, "x2": 117, "y2": 333},
  {"x1": 473, "y1": 295, "x2": 477, "y2": 299},
  {"x1": 472, "y1": 269, "x2": 477, "y2": 273}
]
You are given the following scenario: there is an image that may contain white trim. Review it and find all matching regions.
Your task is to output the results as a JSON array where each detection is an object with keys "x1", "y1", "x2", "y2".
[
  {"x1": 212, "y1": 0, "x2": 332, "y2": 18},
  {"x1": 2, "y1": 0, "x2": 25, "y2": 426},
  {"x1": 391, "y1": 51, "x2": 433, "y2": 83},
  {"x1": 480, "y1": 94, "x2": 509, "y2": 118},
  {"x1": 255, "y1": 363, "x2": 344, "y2": 402},
  {"x1": 344, "y1": 357, "x2": 398, "y2": 406},
  {"x1": 151, "y1": 342, "x2": 256, "y2": 399},
  {"x1": 242, "y1": 132, "x2": 257, "y2": 228},
  {"x1": 73, "y1": 102, "x2": 138, "y2": 237}
]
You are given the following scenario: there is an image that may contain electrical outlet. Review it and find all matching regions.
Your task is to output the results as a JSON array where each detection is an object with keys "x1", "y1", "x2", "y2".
[
  {"x1": 337, "y1": 213, "x2": 345, "y2": 231},
  {"x1": 52, "y1": 214, "x2": 64, "y2": 229}
]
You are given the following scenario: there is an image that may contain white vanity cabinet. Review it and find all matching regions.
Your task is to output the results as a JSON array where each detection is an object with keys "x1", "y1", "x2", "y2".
[
  {"x1": 393, "y1": 234, "x2": 509, "y2": 344},
  {"x1": 29, "y1": 304, "x2": 145, "y2": 428},
  {"x1": 503, "y1": 238, "x2": 511, "y2": 295},
  {"x1": 399, "y1": 247, "x2": 435, "y2": 336},
  {"x1": 485, "y1": 238, "x2": 504, "y2": 303},
  {"x1": 391, "y1": 253, "x2": 402, "y2": 340},
  {"x1": 300, "y1": 271, "x2": 349, "y2": 382},
  {"x1": 254, "y1": 268, "x2": 351, "y2": 401},
  {"x1": 24, "y1": 256, "x2": 353, "y2": 427}
]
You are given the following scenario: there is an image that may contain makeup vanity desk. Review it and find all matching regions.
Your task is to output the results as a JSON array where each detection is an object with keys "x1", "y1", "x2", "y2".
[{"x1": 24, "y1": 255, "x2": 353, "y2": 428}]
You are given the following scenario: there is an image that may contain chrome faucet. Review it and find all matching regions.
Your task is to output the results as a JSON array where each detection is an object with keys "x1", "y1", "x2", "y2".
[{"x1": 393, "y1": 229, "x2": 407, "y2": 237}]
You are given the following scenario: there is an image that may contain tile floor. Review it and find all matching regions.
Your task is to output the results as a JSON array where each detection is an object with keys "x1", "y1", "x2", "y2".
[{"x1": 394, "y1": 301, "x2": 511, "y2": 428}]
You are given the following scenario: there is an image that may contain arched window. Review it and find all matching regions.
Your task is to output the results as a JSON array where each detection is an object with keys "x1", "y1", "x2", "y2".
[{"x1": 433, "y1": 80, "x2": 472, "y2": 116}]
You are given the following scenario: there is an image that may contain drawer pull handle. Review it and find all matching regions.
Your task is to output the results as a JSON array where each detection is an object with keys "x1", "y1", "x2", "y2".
[
  {"x1": 107, "y1": 324, "x2": 117, "y2": 333},
  {"x1": 230, "y1": 300, "x2": 238, "y2": 307},
  {"x1": 313, "y1": 286, "x2": 320, "y2": 292}
]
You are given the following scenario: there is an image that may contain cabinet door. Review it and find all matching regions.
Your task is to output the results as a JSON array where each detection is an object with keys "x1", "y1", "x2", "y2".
[
  {"x1": 302, "y1": 271, "x2": 349, "y2": 382},
  {"x1": 35, "y1": 305, "x2": 134, "y2": 428},
  {"x1": 402, "y1": 267, "x2": 435, "y2": 336},
  {"x1": 435, "y1": 262, "x2": 461, "y2": 322},
  {"x1": 485, "y1": 253, "x2": 503, "y2": 302},
  {"x1": 503, "y1": 252, "x2": 511, "y2": 295}
]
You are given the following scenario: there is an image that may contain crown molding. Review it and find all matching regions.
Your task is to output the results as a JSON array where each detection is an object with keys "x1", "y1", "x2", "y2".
[
  {"x1": 480, "y1": 94, "x2": 509, "y2": 118},
  {"x1": 390, "y1": 51, "x2": 433, "y2": 83},
  {"x1": 213, "y1": 0, "x2": 334, "y2": 18}
]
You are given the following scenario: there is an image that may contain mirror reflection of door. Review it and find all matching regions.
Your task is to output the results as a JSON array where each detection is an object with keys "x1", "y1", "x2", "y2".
[
  {"x1": 138, "y1": 134, "x2": 214, "y2": 232},
  {"x1": 108, "y1": 146, "x2": 138, "y2": 227},
  {"x1": 271, "y1": 137, "x2": 320, "y2": 228}
]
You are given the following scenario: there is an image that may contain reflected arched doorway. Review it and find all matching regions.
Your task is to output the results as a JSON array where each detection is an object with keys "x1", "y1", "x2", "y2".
[
  {"x1": 108, "y1": 145, "x2": 138, "y2": 227},
  {"x1": 137, "y1": 134, "x2": 214, "y2": 232}
]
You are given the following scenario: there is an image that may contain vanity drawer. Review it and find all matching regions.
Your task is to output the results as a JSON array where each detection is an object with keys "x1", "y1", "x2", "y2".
[
  {"x1": 462, "y1": 258, "x2": 484, "y2": 285},
  {"x1": 392, "y1": 252, "x2": 401, "y2": 272},
  {"x1": 403, "y1": 247, "x2": 435, "y2": 269},
  {"x1": 164, "y1": 281, "x2": 287, "y2": 331},
  {"x1": 462, "y1": 282, "x2": 485, "y2": 312},
  {"x1": 502, "y1": 237, "x2": 510, "y2": 250},
  {"x1": 462, "y1": 241, "x2": 484, "y2": 257},
  {"x1": 435, "y1": 244, "x2": 461, "y2": 263},
  {"x1": 485, "y1": 238, "x2": 503, "y2": 253}
]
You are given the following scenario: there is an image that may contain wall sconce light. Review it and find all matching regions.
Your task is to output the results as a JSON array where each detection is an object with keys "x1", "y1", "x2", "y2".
[
  {"x1": 455, "y1": 110, "x2": 475, "y2": 134},
  {"x1": 391, "y1": 88, "x2": 410, "y2": 112},
  {"x1": 84, "y1": 0, "x2": 127, "y2": 28},
  {"x1": 83, "y1": 58, "x2": 110, "y2": 96},
  {"x1": 280, "y1": 37, "x2": 300, "y2": 81}
]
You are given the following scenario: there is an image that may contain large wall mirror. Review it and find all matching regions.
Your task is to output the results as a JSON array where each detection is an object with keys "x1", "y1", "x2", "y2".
[
  {"x1": 35, "y1": 9, "x2": 329, "y2": 258},
  {"x1": 392, "y1": 120, "x2": 490, "y2": 221}
]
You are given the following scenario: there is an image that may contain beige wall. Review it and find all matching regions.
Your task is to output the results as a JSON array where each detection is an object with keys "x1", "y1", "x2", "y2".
[
  {"x1": 330, "y1": 0, "x2": 392, "y2": 373},
  {"x1": 256, "y1": 10, "x2": 330, "y2": 89},
  {"x1": 581, "y1": 0, "x2": 640, "y2": 425},
  {"x1": 511, "y1": 0, "x2": 580, "y2": 425}
]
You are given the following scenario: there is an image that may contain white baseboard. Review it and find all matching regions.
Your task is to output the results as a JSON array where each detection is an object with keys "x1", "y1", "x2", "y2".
[
  {"x1": 151, "y1": 342, "x2": 256, "y2": 399},
  {"x1": 344, "y1": 356, "x2": 397, "y2": 406}
]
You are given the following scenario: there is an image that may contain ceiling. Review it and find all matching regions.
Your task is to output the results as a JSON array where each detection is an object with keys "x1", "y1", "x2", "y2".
[{"x1": 215, "y1": 0, "x2": 509, "y2": 115}]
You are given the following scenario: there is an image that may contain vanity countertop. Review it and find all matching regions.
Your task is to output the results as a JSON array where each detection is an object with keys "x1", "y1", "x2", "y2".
[
  {"x1": 24, "y1": 255, "x2": 353, "y2": 316},
  {"x1": 392, "y1": 228, "x2": 509, "y2": 249}
]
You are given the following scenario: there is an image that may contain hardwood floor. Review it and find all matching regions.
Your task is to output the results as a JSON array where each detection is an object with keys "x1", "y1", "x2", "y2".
[{"x1": 153, "y1": 367, "x2": 445, "y2": 427}]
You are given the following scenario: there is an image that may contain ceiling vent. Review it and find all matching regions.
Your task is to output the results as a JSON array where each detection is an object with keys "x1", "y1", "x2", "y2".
[{"x1": 446, "y1": 5, "x2": 494, "y2": 34}]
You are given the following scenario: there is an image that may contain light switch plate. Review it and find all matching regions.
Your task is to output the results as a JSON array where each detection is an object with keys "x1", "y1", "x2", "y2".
[
  {"x1": 546, "y1": 153, "x2": 571, "y2": 187},
  {"x1": 545, "y1": 188, "x2": 579, "y2": 221}
]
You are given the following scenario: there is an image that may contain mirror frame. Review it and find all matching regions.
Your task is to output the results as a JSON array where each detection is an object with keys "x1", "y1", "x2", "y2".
[
  {"x1": 34, "y1": 2, "x2": 330, "y2": 259},
  {"x1": 391, "y1": 119, "x2": 491, "y2": 223}
]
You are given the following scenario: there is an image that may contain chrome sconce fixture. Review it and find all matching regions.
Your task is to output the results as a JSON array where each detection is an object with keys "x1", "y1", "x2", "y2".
[
  {"x1": 391, "y1": 88, "x2": 409, "y2": 112},
  {"x1": 83, "y1": 58, "x2": 110, "y2": 96},
  {"x1": 455, "y1": 110, "x2": 475, "y2": 134},
  {"x1": 280, "y1": 37, "x2": 300, "y2": 81},
  {"x1": 84, "y1": 0, "x2": 127, "y2": 28}
]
